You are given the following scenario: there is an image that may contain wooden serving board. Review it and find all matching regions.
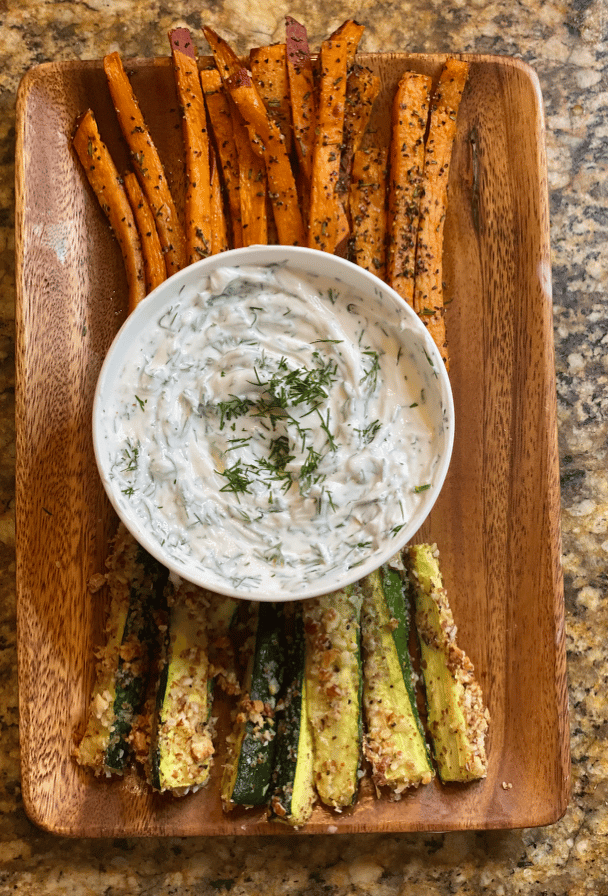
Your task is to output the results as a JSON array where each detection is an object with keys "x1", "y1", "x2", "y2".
[{"x1": 14, "y1": 52, "x2": 569, "y2": 837}]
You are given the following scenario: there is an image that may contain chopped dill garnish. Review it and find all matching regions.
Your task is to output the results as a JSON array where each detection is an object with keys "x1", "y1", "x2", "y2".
[
  {"x1": 217, "y1": 460, "x2": 252, "y2": 500},
  {"x1": 120, "y1": 439, "x2": 140, "y2": 473},
  {"x1": 267, "y1": 434, "x2": 295, "y2": 471},
  {"x1": 225, "y1": 437, "x2": 252, "y2": 452},
  {"x1": 206, "y1": 352, "x2": 342, "y2": 502},
  {"x1": 299, "y1": 446, "x2": 324, "y2": 491},
  {"x1": 360, "y1": 349, "x2": 381, "y2": 394},
  {"x1": 217, "y1": 395, "x2": 254, "y2": 429},
  {"x1": 355, "y1": 419, "x2": 381, "y2": 444},
  {"x1": 252, "y1": 354, "x2": 338, "y2": 411},
  {"x1": 317, "y1": 407, "x2": 337, "y2": 451}
]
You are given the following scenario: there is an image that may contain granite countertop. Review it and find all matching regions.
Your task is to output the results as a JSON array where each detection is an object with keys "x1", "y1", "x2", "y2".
[{"x1": 1, "y1": 0, "x2": 607, "y2": 892}]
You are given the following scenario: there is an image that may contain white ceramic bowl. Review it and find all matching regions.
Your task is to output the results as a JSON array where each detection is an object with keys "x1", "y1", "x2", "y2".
[{"x1": 93, "y1": 246, "x2": 454, "y2": 601}]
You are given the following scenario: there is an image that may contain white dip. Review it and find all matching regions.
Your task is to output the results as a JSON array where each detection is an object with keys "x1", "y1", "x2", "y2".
[{"x1": 99, "y1": 262, "x2": 445, "y2": 594}]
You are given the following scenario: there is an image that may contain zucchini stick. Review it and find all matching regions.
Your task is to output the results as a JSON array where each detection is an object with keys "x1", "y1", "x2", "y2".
[
  {"x1": 303, "y1": 586, "x2": 363, "y2": 809},
  {"x1": 149, "y1": 580, "x2": 215, "y2": 794},
  {"x1": 269, "y1": 602, "x2": 315, "y2": 826},
  {"x1": 103, "y1": 51, "x2": 187, "y2": 276},
  {"x1": 406, "y1": 543, "x2": 489, "y2": 782},
  {"x1": 206, "y1": 592, "x2": 241, "y2": 693},
  {"x1": 386, "y1": 71, "x2": 432, "y2": 306},
  {"x1": 413, "y1": 59, "x2": 469, "y2": 367},
  {"x1": 74, "y1": 526, "x2": 168, "y2": 775},
  {"x1": 221, "y1": 602, "x2": 285, "y2": 808},
  {"x1": 72, "y1": 109, "x2": 146, "y2": 312},
  {"x1": 123, "y1": 171, "x2": 166, "y2": 293},
  {"x1": 361, "y1": 564, "x2": 434, "y2": 794},
  {"x1": 169, "y1": 28, "x2": 213, "y2": 264}
]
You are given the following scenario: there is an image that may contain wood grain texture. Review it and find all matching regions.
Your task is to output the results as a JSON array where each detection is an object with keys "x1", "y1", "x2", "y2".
[{"x1": 14, "y1": 53, "x2": 569, "y2": 837}]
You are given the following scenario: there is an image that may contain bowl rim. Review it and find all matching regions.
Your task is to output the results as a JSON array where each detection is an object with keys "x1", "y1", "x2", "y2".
[{"x1": 93, "y1": 245, "x2": 455, "y2": 601}]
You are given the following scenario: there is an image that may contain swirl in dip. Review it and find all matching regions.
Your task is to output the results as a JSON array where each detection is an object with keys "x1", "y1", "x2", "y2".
[{"x1": 96, "y1": 260, "x2": 448, "y2": 596}]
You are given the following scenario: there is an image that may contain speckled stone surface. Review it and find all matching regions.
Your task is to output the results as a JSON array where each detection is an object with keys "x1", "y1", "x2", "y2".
[{"x1": 1, "y1": 0, "x2": 608, "y2": 893}]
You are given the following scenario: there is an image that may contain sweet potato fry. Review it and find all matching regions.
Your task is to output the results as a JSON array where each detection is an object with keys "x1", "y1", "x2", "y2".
[
  {"x1": 210, "y1": 147, "x2": 229, "y2": 254},
  {"x1": 328, "y1": 19, "x2": 365, "y2": 67},
  {"x1": 348, "y1": 146, "x2": 387, "y2": 279},
  {"x1": 169, "y1": 28, "x2": 212, "y2": 264},
  {"x1": 413, "y1": 59, "x2": 469, "y2": 367},
  {"x1": 200, "y1": 68, "x2": 243, "y2": 249},
  {"x1": 123, "y1": 171, "x2": 166, "y2": 293},
  {"x1": 225, "y1": 68, "x2": 304, "y2": 246},
  {"x1": 230, "y1": 98, "x2": 268, "y2": 246},
  {"x1": 204, "y1": 29, "x2": 303, "y2": 246},
  {"x1": 103, "y1": 51, "x2": 186, "y2": 277},
  {"x1": 307, "y1": 38, "x2": 349, "y2": 252},
  {"x1": 202, "y1": 26, "x2": 243, "y2": 81},
  {"x1": 72, "y1": 109, "x2": 146, "y2": 311},
  {"x1": 250, "y1": 43, "x2": 292, "y2": 154},
  {"x1": 285, "y1": 16, "x2": 316, "y2": 184},
  {"x1": 386, "y1": 71, "x2": 432, "y2": 306},
  {"x1": 218, "y1": 67, "x2": 274, "y2": 156},
  {"x1": 338, "y1": 64, "x2": 381, "y2": 195}
]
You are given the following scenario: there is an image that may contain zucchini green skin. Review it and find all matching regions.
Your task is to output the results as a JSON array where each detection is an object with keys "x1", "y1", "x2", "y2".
[
  {"x1": 303, "y1": 585, "x2": 363, "y2": 810},
  {"x1": 268, "y1": 602, "x2": 315, "y2": 826},
  {"x1": 221, "y1": 601, "x2": 285, "y2": 808},
  {"x1": 150, "y1": 582, "x2": 214, "y2": 794},
  {"x1": 104, "y1": 545, "x2": 168, "y2": 772},
  {"x1": 74, "y1": 528, "x2": 168, "y2": 775},
  {"x1": 406, "y1": 544, "x2": 489, "y2": 783},
  {"x1": 361, "y1": 564, "x2": 434, "y2": 792},
  {"x1": 206, "y1": 594, "x2": 241, "y2": 695}
]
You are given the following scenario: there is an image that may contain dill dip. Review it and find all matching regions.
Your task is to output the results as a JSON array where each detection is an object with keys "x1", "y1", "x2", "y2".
[{"x1": 94, "y1": 252, "x2": 452, "y2": 599}]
